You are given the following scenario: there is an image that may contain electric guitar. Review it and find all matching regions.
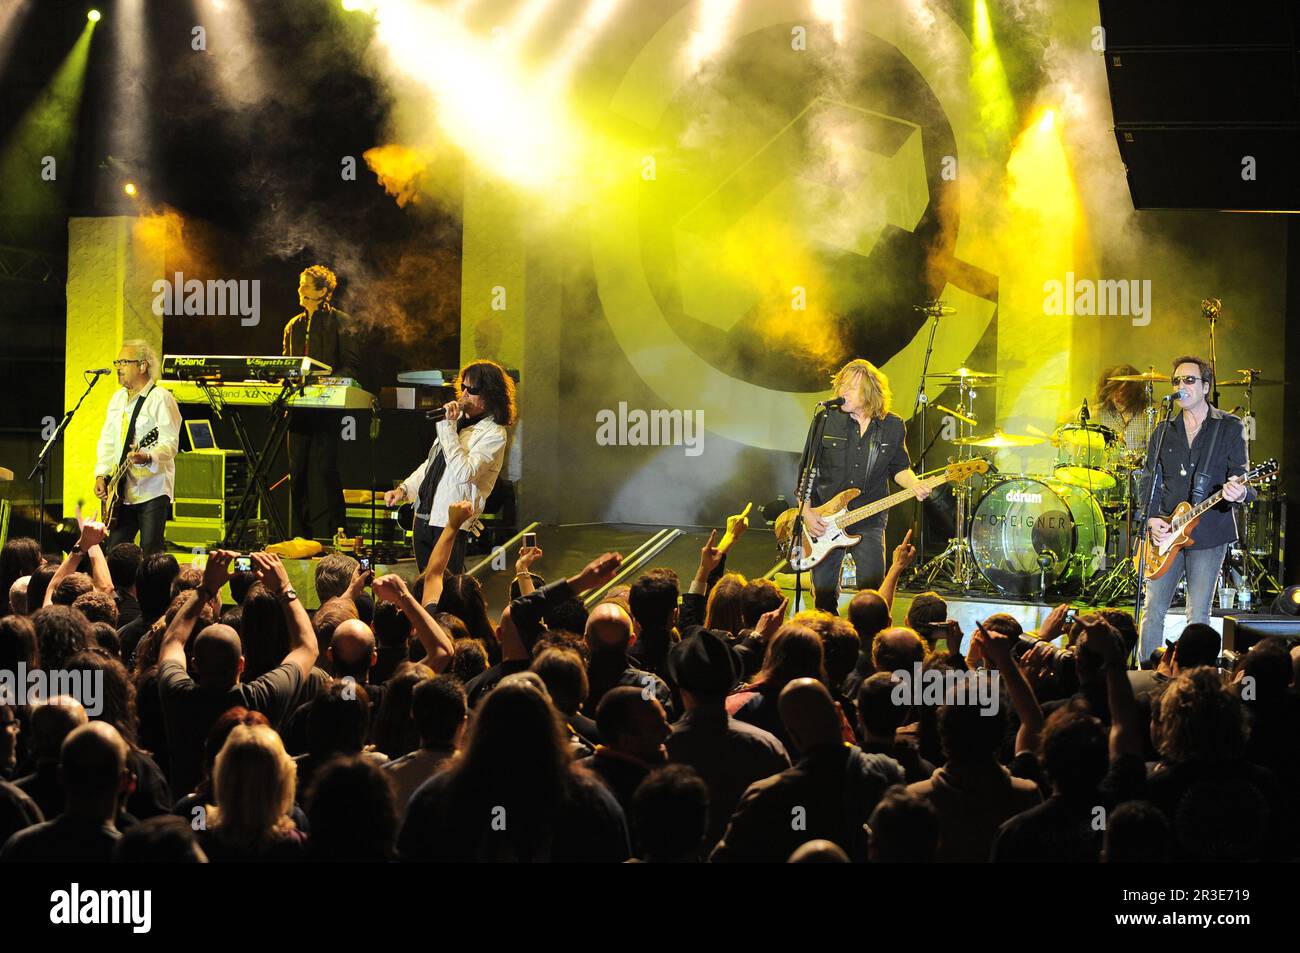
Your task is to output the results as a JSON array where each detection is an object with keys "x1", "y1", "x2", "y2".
[
  {"x1": 100, "y1": 427, "x2": 160, "y2": 529},
  {"x1": 775, "y1": 459, "x2": 989, "y2": 571},
  {"x1": 1134, "y1": 458, "x2": 1278, "y2": 580}
]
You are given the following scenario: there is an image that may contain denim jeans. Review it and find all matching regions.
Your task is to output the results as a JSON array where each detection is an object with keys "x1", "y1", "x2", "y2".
[
  {"x1": 1138, "y1": 543, "x2": 1227, "y2": 662},
  {"x1": 107, "y1": 495, "x2": 172, "y2": 556},
  {"x1": 809, "y1": 521, "x2": 887, "y2": 615}
]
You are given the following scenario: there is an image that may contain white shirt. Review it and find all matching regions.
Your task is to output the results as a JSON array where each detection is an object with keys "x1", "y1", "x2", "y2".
[
  {"x1": 94, "y1": 383, "x2": 183, "y2": 504},
  {"x1": 400, "y1": 416, "x2": 508, "y2": 527}
]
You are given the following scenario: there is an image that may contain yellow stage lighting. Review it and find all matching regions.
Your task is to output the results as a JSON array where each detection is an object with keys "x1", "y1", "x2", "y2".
[
  {"x1": 123, "y1": 182, "x2": 138, "y2": 197},
  {"x1": 87, "y1": 9, "x2": 101, "y2": 21}
]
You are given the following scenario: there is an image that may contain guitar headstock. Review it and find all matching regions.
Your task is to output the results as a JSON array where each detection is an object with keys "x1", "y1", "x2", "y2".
[
  {"x1": 944, "y1": 458, "x2": 990, "y2": 482},
  {"x1": 1246, "y1": 458, "x2": 1279, "y2": 483},
  {"x1": 135, "y1": 427, "x2": 161, "y2": 452}
]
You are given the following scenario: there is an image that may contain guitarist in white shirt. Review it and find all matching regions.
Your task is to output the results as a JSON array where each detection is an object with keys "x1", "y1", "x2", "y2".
[
  {"x1": 93, "y1": 340, "x2": 182, "y2": 555},
  {"x1": 1137, "y1": 356, "x2": 1251, "y2": 663},
  {"x1": 799, "y1": 359, "x2": 930, "y2": 614}
]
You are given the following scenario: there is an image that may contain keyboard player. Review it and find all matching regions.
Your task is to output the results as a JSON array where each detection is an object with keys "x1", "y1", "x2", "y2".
[{"x1": 281, "y1": 265, "x2": 362, "y2": 541}]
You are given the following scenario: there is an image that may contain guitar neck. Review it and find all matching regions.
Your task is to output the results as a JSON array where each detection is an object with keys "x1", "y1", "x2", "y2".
[
  {"x1": 832, "y1": 472, "x2": 949, "y2": 529},
  {"x1": 1171, "y1": 469, "x2": 1264, "y2": 531}
]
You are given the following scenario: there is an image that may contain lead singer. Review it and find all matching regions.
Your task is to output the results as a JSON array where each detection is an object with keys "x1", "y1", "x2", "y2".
[
  {"x1": 800, "y1": 359, "x2": 930, "y2": 614},
  {"x1": 385, "y1": 360, "x2": 516, "y2": 574}
]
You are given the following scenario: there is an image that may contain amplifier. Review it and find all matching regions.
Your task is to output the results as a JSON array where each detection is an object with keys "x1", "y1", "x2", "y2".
[
  {"x1": 174, "y1": 451, "x2": 253, "y2": 523},
  {"x1": 1222, "y1": 614, "x2": 1300, "y2": 653},
  {"x1": 165, "y1": 518, "x2": 268, "y2": 551}
]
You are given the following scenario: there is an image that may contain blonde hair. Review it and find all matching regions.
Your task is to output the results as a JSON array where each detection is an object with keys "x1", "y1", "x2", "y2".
[
  {"x1": 122, "y1": 339, "x2": 161, "y2": 383},
  {"x1": 210, "y1": 724, "x2": 297, "y2": 848},
  {"x1": 832, "y1": 359, "x2": 891, "y2": 420}
]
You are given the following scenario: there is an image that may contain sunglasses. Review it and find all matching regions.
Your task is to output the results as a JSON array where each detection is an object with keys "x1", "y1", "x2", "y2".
[
  {"x1": 1170, "y1": 376, "x2": 1202, "y2": 386},
  {"x1": 461, "y1": 382, "x2": 482, "y2": 395},
  {"x1": 112, "y1": 360, "x2": 144, "y2": 368}
]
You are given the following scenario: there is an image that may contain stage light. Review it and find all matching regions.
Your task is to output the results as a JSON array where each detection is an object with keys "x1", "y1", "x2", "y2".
[
  {"x1": 372, "y1": 0, "x2": 580, "y2": 190},
  {"x1": 1039, "y1": 109, "x2": 1056, "y2": 132},
  {"x1": 0, "y1": 18, "x2": 96, "y2": 225},
  {"x1": 972, "y1": 0, "x2": 1015, "y2": 152},
  {"x1": 1272, "y1": 586, "x2": 1300, "y2": 616},
  {"x1": 811, "y1": 0, "x2": 845, "y2": 45},
  {"x1": 543, "y1": 0, "x2": 624, "y2": 85},
  {"x1": 123, "y1": 182, "x2": 138, "y2": 197},
  {"x1": 685, "y1": 0, "x2": 739, "y2": 74},
  {"x1": 87, "y1": 9, "x2": 101, "y2": 22}
]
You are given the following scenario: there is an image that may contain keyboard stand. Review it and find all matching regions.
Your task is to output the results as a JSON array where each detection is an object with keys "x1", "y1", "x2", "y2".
[{"x1": 214, "y1": 379, "x2": 302, "y2": 546}]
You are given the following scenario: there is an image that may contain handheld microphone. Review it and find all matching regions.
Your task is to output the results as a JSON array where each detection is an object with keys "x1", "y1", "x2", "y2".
[
  {"x1": 424, "y1": 400, "x2": 467, "y2": 421},
  {"x1": 86, "y1": 367, "x2": 113, "y2": 375},
  {"x1": 817, "y1": 397, "x2": 846, "y2": 409}
]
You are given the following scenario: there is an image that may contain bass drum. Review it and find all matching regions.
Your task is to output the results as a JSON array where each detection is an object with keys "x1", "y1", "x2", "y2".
[{"x1": 969, "y1": 476, "x2": 1106, "y2": 599}]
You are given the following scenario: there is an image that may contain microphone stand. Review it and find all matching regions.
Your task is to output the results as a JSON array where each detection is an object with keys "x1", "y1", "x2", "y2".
[
  {"x1": 791, "y1": 404, "x2": 833, "y2": 613},
  {"x1": 910, "y1": 305, "x2": 944, "y2": 567},
  {"x1": 29, "y1": 371, "x2": 105, "y2": 551},
  {"x1": 1203, "y1": 299, "x2": 1221, "y2": 407},
  {"x1": 1133, "y1": 396, "x2": 1181, "y2": 655}
]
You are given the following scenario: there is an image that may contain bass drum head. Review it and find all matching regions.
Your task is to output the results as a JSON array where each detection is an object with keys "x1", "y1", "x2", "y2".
[{"x1": 969, "y1": 476, "x2": 1106, "y2": 599}]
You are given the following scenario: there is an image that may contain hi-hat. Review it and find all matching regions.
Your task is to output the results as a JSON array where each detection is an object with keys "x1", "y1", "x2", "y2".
[
  {"x1": 952, "y1": 429, "x2": 1044, "y2": 449},
  {"x1": 1218, "y1": 376, "x2": 1284, "y2": 387},
  {"x1": 924, "y1": 366, "x2": 1003, "y2": 380},
  {"x1": 1107, "y1": 370, "x2": 1168, "y2": 383}
]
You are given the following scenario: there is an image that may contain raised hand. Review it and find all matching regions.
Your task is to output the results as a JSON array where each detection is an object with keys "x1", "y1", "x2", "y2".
[
  {"x1": 698, "y1": 529, "x2": 723, "y2": 575},
  {"x1": 78, "y1": 520, "x2": 107, "y2": 551},
  {"x1": 572, "y1": 552, "x2": 623, "y2": 593},
  {"x1": 250, "y1": 551, "x2": 289, "y2": 593},
  {"x1": 891, "y1": 528, "x2": 916, "y2": 570},
  {"x1": 202, "y1": 550, "x2": 236, "y2": 594},
  {"x1": 372, "y1": 573, "x2": 410, "y2": 605},
  {"x1": 516, "y1": 544, "x2": 543, "y2": 574},
  {"x1": 755, "y1": 596, "x2": 789, "y2": 642},
  {"x1": 447, "y1": 500, "x2": 475, "y2": 530}
]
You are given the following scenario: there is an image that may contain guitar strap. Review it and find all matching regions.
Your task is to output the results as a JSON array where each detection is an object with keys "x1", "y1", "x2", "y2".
[
  {"x1": 118, "y1": 383, "x2": 153, "y2": 467},
  {"x1": 1189, "y1": 413, "x2": 1223, "y2": 506},
  {"x1": 862, "y1": 419, "x2": 883, "y2": 486}
]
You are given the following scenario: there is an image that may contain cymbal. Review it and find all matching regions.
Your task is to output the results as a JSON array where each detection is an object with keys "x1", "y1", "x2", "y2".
[
  {"x1": 924, "y1": 365, "x2": 1003, "y2": 380},
  {"x1": 952, "y1": 429, "x2": 1045, "y2": 449},
  {"x1": 1218, "y1": 377, "x2": 1284, "y2": 388},
  {"x1": 1107, "y1": 371, "x2": 1168, "y2": 383}
]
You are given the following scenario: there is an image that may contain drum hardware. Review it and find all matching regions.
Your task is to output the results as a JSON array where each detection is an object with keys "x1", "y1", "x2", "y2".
[{"x1": 910, "y1": 366, "x2": 999, "y2": 591}]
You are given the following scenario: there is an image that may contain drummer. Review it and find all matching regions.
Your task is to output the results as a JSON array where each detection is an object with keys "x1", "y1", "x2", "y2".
[{"x1": 1090, "y1": 364, "x2": 1154, "y2": 453}]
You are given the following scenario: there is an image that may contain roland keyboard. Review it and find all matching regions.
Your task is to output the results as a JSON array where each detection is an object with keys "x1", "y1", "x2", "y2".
[{"x1": 161, "y1": 378, "x2": 375, "y2": 410}]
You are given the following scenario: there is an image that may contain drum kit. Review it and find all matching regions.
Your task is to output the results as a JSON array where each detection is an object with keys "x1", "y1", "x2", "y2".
[{"x1": 909, "y1": 365, "x2": 1283, "y2": 604}]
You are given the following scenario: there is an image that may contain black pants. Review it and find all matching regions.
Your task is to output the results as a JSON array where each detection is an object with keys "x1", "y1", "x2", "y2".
[
  {"x1": 288, "y1": 411, "x2": 345, "y2": 541},
  {"x1": 414, "y1": 521, "x2": 468, "y2": 576},
  {"x1": 107, "y1": 495, "x2": 171, "y2": 556},
  {"x1": 809, "y1": 521, "x2": 887, "y2": 615}
]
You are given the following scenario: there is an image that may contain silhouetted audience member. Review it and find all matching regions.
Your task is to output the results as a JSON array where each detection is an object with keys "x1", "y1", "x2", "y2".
[
  {"x1": 306, "y1": 755, "x2": 398, "y2": 862},
  {"x1": 398, "y1": 680, "x2": 630, "y2": 862},
  {"x1": 1, "y1": 722, "x2": 132, "y2": 863},
  {"x1": 712, "y1": 679, "x2": 904, "y2": 862},
  {"x1": 867, "y1": 785, "x2": 940, "y2": 863},
  {"x1": 584, "y1": 686, "x2": 670, "y2": 808},
  {"x1": 628, "y1": 765, "x2": 709, "y2": 863},
  {"x1": 113, "y1": 815, "x2": 208, "y2": 862}
]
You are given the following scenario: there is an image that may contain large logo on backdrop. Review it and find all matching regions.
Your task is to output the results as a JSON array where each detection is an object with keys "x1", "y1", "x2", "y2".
[{"x1": 592, "y1": 0, "x2": 1000, "y2": 452}]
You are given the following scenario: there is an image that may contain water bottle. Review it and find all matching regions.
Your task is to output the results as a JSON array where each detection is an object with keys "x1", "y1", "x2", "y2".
[
  {"x1": 333, "y1": 527, "x2": 347, "y2": 553},
  {"x1": 840, "y1": 552, "x2": 857, "y2": 590}
]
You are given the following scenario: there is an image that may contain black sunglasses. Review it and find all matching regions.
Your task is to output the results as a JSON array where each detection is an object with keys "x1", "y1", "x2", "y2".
[{"x1": 461, "y1": 382, "x2": 483, "y2": 395}]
